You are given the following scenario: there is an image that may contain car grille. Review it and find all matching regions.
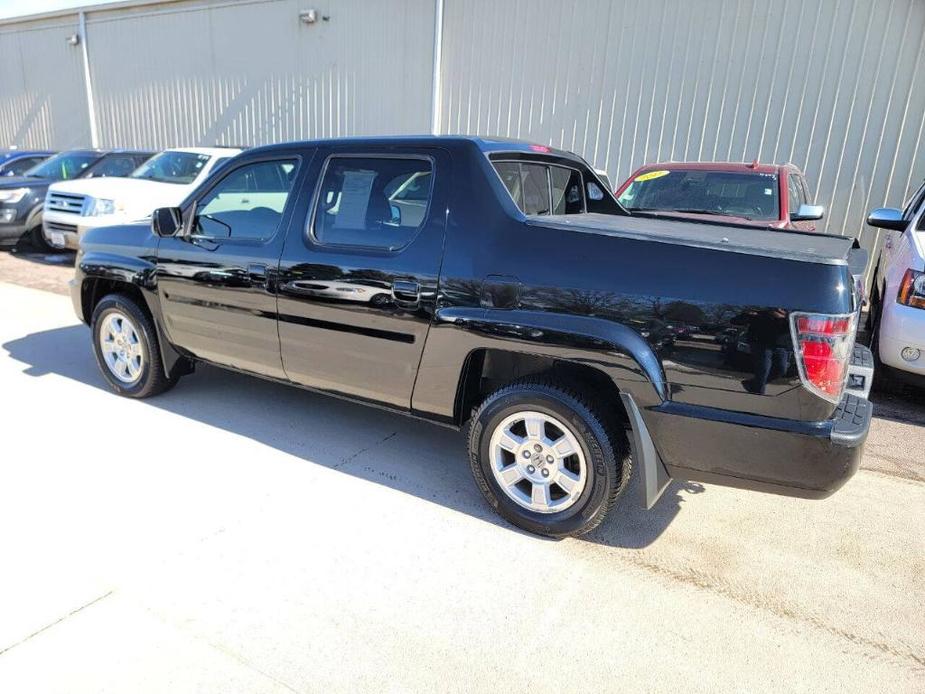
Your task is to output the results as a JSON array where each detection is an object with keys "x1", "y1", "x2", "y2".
[
  {"x1": 46, "y1": 192, "x2": 87, "y2": 214},
  {"x1": 45, "y1": 221, "x2": 78, "y2": 234}
]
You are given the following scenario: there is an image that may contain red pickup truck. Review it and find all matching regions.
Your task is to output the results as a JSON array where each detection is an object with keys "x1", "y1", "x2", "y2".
[{"x1": 615, "y1": 161, "x2": 825, "y2": 231}]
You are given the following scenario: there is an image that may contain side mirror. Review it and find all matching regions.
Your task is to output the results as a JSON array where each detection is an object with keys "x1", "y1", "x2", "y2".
[
  {"x1": 152, "y1": 207, "x2": 182, "y2": 237},
  {"x1": 792, "y1": 203, "x2": 824, "y2": 222},
  {"x1": 866, "y1": 207, "x2": 906, "y2": 231}
]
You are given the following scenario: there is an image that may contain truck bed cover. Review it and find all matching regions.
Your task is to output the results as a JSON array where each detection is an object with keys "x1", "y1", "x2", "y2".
[{"x1": 529, "y1": 213, "x2": 854, "y2": 265}]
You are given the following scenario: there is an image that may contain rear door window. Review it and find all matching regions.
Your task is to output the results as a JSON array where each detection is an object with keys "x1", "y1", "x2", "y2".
[
  {"x1": 311, "y1": 156, "x2": 434, "y2": 249},
  {"x1": 493, "y1": 161, "x2": 585, "y2": 216}
]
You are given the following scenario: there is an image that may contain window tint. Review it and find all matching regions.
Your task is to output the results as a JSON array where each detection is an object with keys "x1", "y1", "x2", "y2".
[
  {"x1": 195, "y1": 159, "x2": 297, "y2": 240},
  {"x1": 131, "y1": 151, "x2": 211, "y2": 184},
  {"x1": 903, "y1": 180, "x2": 925, "y2": 221},
  {"x1": 2, "y1": 157, "x2": 44, "y2": 176},
  {"x1": 494, "y1": 161, "x2": 586, "y2": 216},
  {"x1": 551, "y1": 166, "x2": 585, "y2": 214},
  {"x1": 787, "y1": 174, "x2": 804, "y2": 215},
  {"x1": 26, "y1": 152, "x2": 99, "y2": 180},
  {"x1": 85, "y1": 154, "x2": 145, "y2": 179},
  {"x1": 618, "y1": 170, "x2": 780, "y2": 221},
  {"x1": 312, "y1": 157, "x2": 433, "y2": 248}
]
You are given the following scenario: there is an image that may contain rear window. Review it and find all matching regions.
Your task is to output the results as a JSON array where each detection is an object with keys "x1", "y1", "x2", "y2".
[
  {"x1": 494, "y1": 161, "x2": 586, "y2": 216},
  {"x1": 618, "y1": 170, "x2": 780, "y2": 222}
]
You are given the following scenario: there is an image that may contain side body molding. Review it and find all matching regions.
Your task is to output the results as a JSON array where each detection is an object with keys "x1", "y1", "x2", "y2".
[{"x1": 412, "y1": 306, "x2": 669, "y2": 422}]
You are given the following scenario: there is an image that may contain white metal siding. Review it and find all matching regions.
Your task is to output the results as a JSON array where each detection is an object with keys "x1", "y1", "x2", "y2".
[
  {"x1": 0, "y1": 0, "x2": 922, "y2": 264},
  {"x1": 0, "y1": 16, "x2": 91, "y2": 148},
  {"x1": 85, "y1": 0, "x2": 435, "y2": 149},
  {"x1": 439, "y1": 0, "x2": 925, "y2": 253}
]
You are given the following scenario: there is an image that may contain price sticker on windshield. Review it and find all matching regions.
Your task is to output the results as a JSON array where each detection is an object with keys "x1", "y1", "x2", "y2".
[{"x1": 635, "y1": 170, "x2": 671, "y2": 182}]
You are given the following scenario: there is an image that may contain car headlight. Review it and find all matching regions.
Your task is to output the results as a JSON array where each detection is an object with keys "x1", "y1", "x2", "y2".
[
  {"x1": 90, "y1": 198, "x2": 117, "y2": 216},
  {"x1": 898, "y1": 269, "x2": 925, "y2": 309},
  {"x1": 0, "y1": 188, "x2": 28, "y2": 204}
]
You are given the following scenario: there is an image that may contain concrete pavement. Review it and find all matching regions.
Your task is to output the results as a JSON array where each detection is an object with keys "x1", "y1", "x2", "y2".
[{"x1": 0, "y1": 281, "x2": 923, "y2": 693}]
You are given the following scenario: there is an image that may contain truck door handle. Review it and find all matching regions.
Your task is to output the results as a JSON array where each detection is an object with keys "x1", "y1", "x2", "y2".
[
  {"x1": 248, "y1": 263, "x2": 268, "y2": 287},
  {"x1": 391, "y1": 280, "x2": 420, "y2": 301}
]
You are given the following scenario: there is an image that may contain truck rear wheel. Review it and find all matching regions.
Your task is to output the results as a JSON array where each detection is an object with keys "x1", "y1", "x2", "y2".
[
  {"x1": 467, "y1": 379, "x2": 630, "y2": 538},
  {"x1": 91, "y1": 294, "x2": 178, "y2": 398}
]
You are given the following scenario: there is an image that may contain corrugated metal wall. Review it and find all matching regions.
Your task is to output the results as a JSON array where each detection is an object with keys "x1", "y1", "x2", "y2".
[
  {"x1": 1, "y1": 0, "x2": 923, "y2": 260},
  {"x1": 0, "y1": 14, "x2": 91, "y2": 147},
  {"x1": 439, "y1": 0, "x2": 925, "y2": 249},
  {"x1": 86, "y1": 0, "x2": 434, "y2": 149}
]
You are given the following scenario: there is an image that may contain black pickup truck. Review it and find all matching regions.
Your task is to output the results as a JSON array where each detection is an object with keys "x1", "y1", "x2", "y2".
[{"x1": 71, "y1": 136, "x2": 872, "y2": 537}]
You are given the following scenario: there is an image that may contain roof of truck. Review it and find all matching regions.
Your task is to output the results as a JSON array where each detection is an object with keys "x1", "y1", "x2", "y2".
[
  {"x1": 530, "y1": 213, "x2": 854, "y2": 265},
  {"x1": 246, "y1": 135, "x2": 575, "y2": 157}
]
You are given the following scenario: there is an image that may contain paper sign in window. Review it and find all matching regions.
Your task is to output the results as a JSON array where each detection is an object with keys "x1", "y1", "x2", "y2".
[{"x1": 334, "y1": 169, "x2": 377, "y2": 229}]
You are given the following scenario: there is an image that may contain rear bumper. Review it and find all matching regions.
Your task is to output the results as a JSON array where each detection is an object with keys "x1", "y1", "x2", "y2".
[{"x1": 645, "y1": 393, "x2": 871, "y2": 499}]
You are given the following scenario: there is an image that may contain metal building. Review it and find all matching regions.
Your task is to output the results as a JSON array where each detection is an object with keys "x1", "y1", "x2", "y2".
[{"x1": 1, "y1": 0, "x2": 923, "y2": 261}]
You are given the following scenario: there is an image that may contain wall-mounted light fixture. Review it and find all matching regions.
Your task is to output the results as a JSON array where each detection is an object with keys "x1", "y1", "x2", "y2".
[
  {"x1": 66, "y1": 33, "x2": 80, "y2": 46},
  {"x1": 299, "y1": 9, "x2": 329, "y2": 24}
]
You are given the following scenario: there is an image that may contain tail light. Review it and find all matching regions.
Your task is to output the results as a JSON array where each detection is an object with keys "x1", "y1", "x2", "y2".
[
  {"x1": 897, "y1": 269, "x2": 925, "y2": 309},
  {"x1": 789, "y1": 312, "x2": 857, "y2": 403}
]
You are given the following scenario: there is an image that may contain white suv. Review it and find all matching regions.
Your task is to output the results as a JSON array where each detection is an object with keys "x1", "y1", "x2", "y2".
[
  {"x1": 43, "y1": 146, "x2": 242, "y2": 250},
  {"x1": 866, "y1": 180, "x2": 925, "y2": 388}
]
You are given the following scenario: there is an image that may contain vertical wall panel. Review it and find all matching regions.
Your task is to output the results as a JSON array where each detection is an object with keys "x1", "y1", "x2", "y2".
[
  {"x1": 1, "y1": 0, "x2": 922, "y2": 272},
  {"x1": 439, "y1": 0, "x2": 925, "y2": 262},
  {"x1": 0, "y1": 16, "x2": 91, "y2": 148},
  {"x1": 85, "y1": 0, "x2": 435, "y2": 149}
]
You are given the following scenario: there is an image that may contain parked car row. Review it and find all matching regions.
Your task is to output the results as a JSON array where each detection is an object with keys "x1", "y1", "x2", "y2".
[
  {"x1": 0, "y1": 146, "x2": 241, "y2": 251},
  {"x1": 2, "y1": 139, "x2": 920, "y2": 395}
]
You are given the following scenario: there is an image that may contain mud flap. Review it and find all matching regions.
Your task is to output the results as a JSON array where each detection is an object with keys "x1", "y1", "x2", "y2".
[{"x1": 620, "y1": 393, "x2": 671, "y2": 509}]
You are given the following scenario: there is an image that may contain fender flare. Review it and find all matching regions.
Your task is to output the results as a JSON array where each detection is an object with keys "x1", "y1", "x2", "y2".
[
  {"x1": 411, "y1": 306, "x2": 669, "y2": 422},
  {"x1": 77, "y1": 251, "x2": 190, "y2": 379},
  {"x1": 24, "y1": 204, "x2": 43, "y2": 231}
]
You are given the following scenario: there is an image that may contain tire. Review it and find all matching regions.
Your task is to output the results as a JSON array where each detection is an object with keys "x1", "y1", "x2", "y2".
[
  {"x1": 30, "y1": 225, "x2": 51, "y2": 252},
  {"x1": 467, "y1": 378, "x2": 631, "y2": 538},
  {"x1": 90, "y1": 293, "x2": 178, "y2": 398}
]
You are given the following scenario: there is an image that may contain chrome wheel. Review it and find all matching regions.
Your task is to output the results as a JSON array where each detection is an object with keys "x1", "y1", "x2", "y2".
[
  {"x1": 98, "y1": 311, "x2": 144, "y2": 384},
  {"x1": 488, "y1": 410, "x2": 587, "y2": 513}
]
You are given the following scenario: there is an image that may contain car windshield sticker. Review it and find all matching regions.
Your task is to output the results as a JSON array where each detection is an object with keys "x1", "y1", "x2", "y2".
[{"x1": 635, "y1": 170, "x2": 670, "y2": 182}]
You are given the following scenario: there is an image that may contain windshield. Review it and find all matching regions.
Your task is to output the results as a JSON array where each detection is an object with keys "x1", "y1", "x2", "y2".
[
  {"x1": 130, "y1": 151, "x2": 211, "y2": 184},
  {"x1": 618, "y1": 169, "x2": 780, "y2": 221},
  {"x1": 25, "y1": 152, "x2": 99, "y2": 180}
]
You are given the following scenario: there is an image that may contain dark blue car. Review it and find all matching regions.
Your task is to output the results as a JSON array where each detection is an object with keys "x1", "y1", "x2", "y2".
[{"x1": 0, "y1": 150, "x2": 55, "y2": 178}]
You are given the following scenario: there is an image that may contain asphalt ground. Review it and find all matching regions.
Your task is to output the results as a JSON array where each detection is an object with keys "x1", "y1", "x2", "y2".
[{"x1": 0, "y1": 250, "x2": 922, "y2": 693}]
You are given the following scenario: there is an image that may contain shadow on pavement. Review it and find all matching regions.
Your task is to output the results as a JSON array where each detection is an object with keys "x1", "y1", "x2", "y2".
[
  {"x1": 4, "y1": 324, "x2": 699, "y2": 548},
  {"x1": 870, "y1": 388, "x2": 925, "y2": 426}
]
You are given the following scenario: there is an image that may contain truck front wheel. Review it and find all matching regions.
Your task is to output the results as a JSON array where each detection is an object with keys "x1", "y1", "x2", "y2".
[
  {"x1": 467, "y1": 379, "x2": 630, "y2": 538},
  {"x1": 90, "y1": 294, "x2": 178, "y2": 398}
]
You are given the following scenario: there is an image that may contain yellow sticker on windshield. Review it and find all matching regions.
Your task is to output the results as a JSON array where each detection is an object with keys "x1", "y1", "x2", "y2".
[{"x1": 635, "y1": 170, "x2": 671, "y2": 182}]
